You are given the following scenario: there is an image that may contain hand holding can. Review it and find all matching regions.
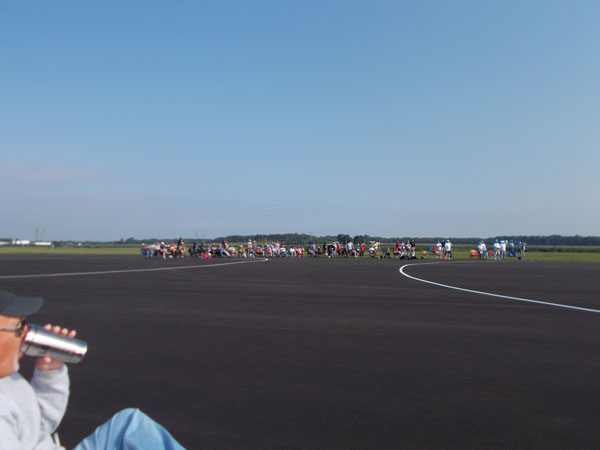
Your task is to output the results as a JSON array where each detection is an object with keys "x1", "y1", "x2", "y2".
[{"x1": 21, "y1": 324, "x2": 87, "y2": 369}]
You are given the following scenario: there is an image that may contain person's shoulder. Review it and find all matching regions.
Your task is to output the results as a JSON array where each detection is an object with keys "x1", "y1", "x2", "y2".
[
  {"x1": 0, "y1": 372, "x2": 33, "y2": 410},
  {"x1": 0, "y1": 372, "x2": 28, "y2": 390}
]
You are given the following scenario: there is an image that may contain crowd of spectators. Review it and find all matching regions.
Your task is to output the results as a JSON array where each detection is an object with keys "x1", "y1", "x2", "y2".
[
  {"x1": 141, "y1": 238, "x2": 429, "y2": 260},
  {"x1": 140, "y1": 238, "x2": 526, "y2": 261},
  {"x1": 475, "y1": 240, "x2": 527, "y2": 260},
  {"x1": 140, "y1": 238, "x2": 187, "y2": 259},
  {"x1": 433, "y1": 240, "x2": 454, "y2": 259}
]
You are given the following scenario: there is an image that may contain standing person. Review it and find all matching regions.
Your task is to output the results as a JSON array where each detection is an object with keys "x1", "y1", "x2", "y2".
[
  {"x1": 493, "y1": 240, "x2": 501, "y2": 260},
  {"x1": 444, "y1": 239, "x2": 453, "y2": 260},
  {"x1": 436, "y1": 241, "x2": 443, "y2": 259},
  {"x1": 0, "y1": 289, "x2": 185, "y2": 449},
  {"x1": 478, "y1": 241, "x2": 487, "y2": 260},
  {"x1": 176, "y1": 238, "x2": 185, "y2": 258},
  {"x1": 399, "y1": 242, "x2": 406, "y2": 259},
  {"x1": 190, "y1": 241, "x2": 199, "y2": 257},
  {"x1": 519, "y1": 241, "x2": 526, "y2": 260},
  {"x1": 346, "y1": 241, "x2": 353, "y2": 258},
  {"x1": 500, "y1": 240, "x2": 507, "y2": 260}
]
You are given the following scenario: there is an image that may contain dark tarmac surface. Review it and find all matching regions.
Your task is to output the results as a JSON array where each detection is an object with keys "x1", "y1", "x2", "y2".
[{"x1": 2, "y1": 255, "x2": 600, "y2": 449}]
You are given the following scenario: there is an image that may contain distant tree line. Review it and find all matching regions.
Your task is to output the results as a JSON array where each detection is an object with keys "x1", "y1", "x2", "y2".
[
  {"x1": 58, "y1": 234, "x2": 600, "y2": 246},
  {"x1": 210, "y1": 234, "x2": 600, "y2": 246}
]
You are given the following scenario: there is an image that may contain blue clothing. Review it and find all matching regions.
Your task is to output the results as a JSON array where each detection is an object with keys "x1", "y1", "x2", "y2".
[{"x1": 74, "y1": 408, "x2": 185, "y2": 450}]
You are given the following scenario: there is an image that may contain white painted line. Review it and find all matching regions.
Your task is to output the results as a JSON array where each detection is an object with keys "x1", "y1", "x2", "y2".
[
  {"x1": 0, "y1": 258, "x2": 269, "y2": 280},
  {"x1": 399, "y1": 262, "x2": 600, "y2": 315}
]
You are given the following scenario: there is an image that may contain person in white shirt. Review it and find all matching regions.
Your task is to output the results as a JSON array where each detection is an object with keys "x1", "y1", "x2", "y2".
[
  {"x1": 500, "y1": 240, "x2": 507, "y2": 260},
  {"x1": 346, "y1": 241, "x2": 353, "y2": 257},
  {"x1": 444, "y1": 240, "x2": 453, "y2": 260},
  {"x1": 478, "y1": 241, "x2": 487, "y2": 260},
  {"x1": 493, "y1": 240, "x2": 501, "y2": 260}
]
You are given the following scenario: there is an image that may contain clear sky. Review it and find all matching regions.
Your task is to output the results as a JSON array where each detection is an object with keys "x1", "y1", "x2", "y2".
[{"x1": 2, "y1": 1, "x2": 599, "y2": 241}]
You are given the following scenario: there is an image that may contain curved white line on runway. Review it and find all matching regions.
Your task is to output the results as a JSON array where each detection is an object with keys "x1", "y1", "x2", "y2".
[
  {"x1": 399, "y1": 262, "x2": 600, "y2": 314},
  {"x1": 0, "y1": 258, "x2": 269, "y2": 280}
]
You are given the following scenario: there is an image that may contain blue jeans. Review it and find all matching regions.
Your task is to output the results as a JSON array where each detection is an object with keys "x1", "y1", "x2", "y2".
[{"x1": 74, "y1": 408, "x2": 185, "y2": 450}]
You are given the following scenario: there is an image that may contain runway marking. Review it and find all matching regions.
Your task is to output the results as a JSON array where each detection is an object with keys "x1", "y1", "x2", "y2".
[
  {"x1": 0, "y1": 258, "x2": 268, "y2": 280},
  {"x1": 399, "y1": 262, "x2": 600, "y2": 314}
]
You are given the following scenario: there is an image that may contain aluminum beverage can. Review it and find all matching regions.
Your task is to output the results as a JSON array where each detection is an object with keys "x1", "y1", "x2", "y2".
[{"x1": 21, "y1": 324, "x2": 87, "y2": 363}]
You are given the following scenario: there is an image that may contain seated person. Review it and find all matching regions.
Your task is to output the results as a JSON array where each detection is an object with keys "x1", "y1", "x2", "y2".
[
  {"x1": 158, "y1": 242, "x2": 168, "y2": 259},
  {"x1": 0, "y1": 289, "x2": 185, "y2": 449},
  {"x1": 140, "y1": 243, "x2": 153, "y2": 259}
]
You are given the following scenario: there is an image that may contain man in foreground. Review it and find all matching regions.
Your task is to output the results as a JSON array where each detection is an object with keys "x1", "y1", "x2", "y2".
[{"x1": 0, "y1": 289, "x2": 185, "y2": 449}]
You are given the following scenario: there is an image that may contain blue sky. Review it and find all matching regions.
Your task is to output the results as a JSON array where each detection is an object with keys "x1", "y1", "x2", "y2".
[{"x1": 2, "y1": 1, "x2": 599, "y2": 240}]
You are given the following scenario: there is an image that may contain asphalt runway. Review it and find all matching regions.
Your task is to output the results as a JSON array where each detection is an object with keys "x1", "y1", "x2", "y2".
[{"x1": 2, "y1": 255, "x2": 600, "y2": 449}]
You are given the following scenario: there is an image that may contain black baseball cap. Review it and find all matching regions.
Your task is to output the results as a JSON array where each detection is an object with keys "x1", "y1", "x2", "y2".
[{"x1": 0, "y1": 289, "x2": 43, "y2": 317}]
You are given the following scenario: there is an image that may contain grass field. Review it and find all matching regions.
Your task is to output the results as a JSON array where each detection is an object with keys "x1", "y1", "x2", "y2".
[
  {"x1": 444, "y1": 249, "x2": 600, "y2": 262},
  {"x1": 1, "y1": 245, "x2": 600, "y2": 261},
  {"x1": 0, "y1": 247, "x2": 140, "y2": 255}
]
